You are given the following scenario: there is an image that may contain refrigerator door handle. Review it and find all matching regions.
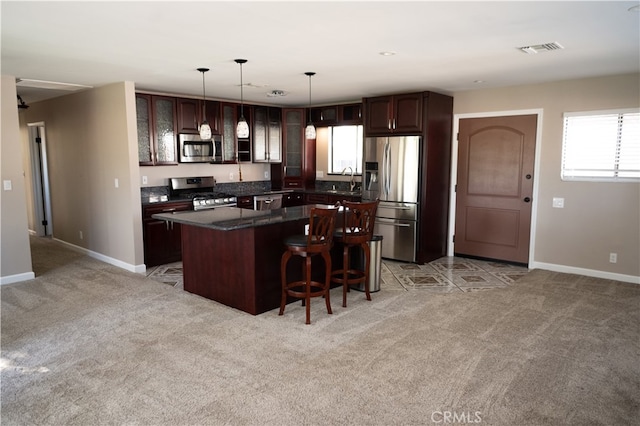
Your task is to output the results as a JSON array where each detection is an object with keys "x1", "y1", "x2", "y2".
[
  {"x1": 384, "y1": 141, "x2": 391, "y2": 196},
  {"x1": 380, "y1": 205, "x2": 412, "y2": 210},
  {"x1": 376, "y1": 218, "x2": 412, "y2": 228}
]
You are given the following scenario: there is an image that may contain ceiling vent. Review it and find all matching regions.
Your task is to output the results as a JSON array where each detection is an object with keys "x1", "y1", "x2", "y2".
[
  {"x1": 518, "y1": 42, "x2": 564, "y2": 54},
  {"x1": 266, "y1": 89, "x2": 287, "y2": 97}
]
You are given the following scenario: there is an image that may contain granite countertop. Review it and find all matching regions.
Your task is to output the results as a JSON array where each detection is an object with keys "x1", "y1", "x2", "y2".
[
  {"x1": 142, "y1": 188, "x2": 361, "y2": 205},
  {"x1": 152, "y1": 204, "x2": 340, "y2": 231}
]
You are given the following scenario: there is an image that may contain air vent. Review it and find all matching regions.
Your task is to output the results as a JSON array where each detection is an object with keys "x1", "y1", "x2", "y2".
[
  {"x1": 518, "y1": 42, "x2": 564, "y2": 54},
  {"x1": 266, "y1": 89, "x2": 287, "y2": 97}
]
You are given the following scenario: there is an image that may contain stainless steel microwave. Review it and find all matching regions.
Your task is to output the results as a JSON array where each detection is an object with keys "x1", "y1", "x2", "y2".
[{"x1": 178, "y1": 134, "x2": 222, "y2": 163}]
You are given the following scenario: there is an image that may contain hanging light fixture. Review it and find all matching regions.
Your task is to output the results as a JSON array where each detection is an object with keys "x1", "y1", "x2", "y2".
[
  {"x1": 235, "y1": 59, "x2": 250, "y2": 139},
  {"x1": 304, "y1": 72, "x2": 316, "y2": 139},
  {"x1": 197, "y1": 67, "x2": 212, "y2": 140}
]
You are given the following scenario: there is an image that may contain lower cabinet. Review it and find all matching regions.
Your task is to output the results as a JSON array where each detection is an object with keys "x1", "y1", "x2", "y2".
[
  {"x1": 143, "y1": 201, "x2": 192, "y2": 267},
  {"x1": 283, "y1": 192, "x2": 304, "y2": 207},
  {"x1": 237, "y1": 195, "x2": 254, "y2": 209}
]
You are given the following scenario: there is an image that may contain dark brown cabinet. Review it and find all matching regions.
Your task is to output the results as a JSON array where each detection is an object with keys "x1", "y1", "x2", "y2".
[
  {"x1": 176, "y1": 98, "x2": 221, "y2": 135},
  {"x1": 309, "y1": 105, "x2": 338, "y2": 126},
  {"x1": 339, "y1": 103, "x2": 362, "y2": 125},
  {"x1": 236, "y1": 105, "x2": 252, "y2": 163},
  {"x1": 221, "y1": 103, "x2": 237, "y2": 162},
  {"x1": 137, "y1": 94, "x2": 179, "y2": 165},
  {"x1": 282, "y1": 108, "x2": 305, "y2": 189},
  {"x1": 363, "y1": 93, "x2": 423, "y2": 135},
  {"x1": 304, "y1": 193, "x2": 329, "y2": 204},
  {"x1": 143, "y1": 201, "x2": 193, "y2": 266},
  {"x1": 253, "y1": 107, "x2": 281, "y2": 163},
  {"x1": 283, "y1": 192, "x2": 304, "y2": 207},
  {"x1": 236, "y1": 195, "x2": 254, "y2": 209}
]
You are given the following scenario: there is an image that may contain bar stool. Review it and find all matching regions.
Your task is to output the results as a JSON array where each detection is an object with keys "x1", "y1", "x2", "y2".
[
  {"x1": 331, "y1": 200, "x2": 379, "y2": 307},
  {"x1": 279, "y1": 207, "x2": 338, "y2": 324}
]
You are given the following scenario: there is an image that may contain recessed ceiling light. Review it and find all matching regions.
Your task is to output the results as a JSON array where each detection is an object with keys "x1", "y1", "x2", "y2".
[
  {"x1": 474, "y1": 80, "x2": 485, "y2": 84},
  {"x1": 379, "y1": 51, "x2": 396, "y2": 56}
]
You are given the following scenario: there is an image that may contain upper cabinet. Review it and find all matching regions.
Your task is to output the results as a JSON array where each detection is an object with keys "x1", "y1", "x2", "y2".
[
  {"x1": 309, "y1": 105, "x2": 338, "y2": 126},
  {"x1": 253, "y1": 106, "x2": 281, "y2": 163},
  {"x1": 221, "y1": 102, "x2": 237, "y2": 163},
  {"x1": 137, "y1": 94, "x2": 178, "y2": 165},
  {"x1": 363, "y1": 93, "x2": 423, "y2": 135},
  {"x1": 236, "y1": 105, "x2": 252, "y2": 163},
  {"x1": 339, "y1": 103, "x2": 362, "y2": 125},
  {"x1": 282, "y1": 108, "x2": 305, "y2": 188},
  {"x1": 176, "y1": 98, "x2": 221, "y2": 135},
  {"x1": 308, "y1": 103, "x2": 362, "y2": 127}
]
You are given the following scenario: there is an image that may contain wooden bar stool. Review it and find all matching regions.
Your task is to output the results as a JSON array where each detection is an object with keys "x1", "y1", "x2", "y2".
[
  {"x1": 331, "y1": 200, "x2": 379, "y2": 307},
  {"x1": 279, "y1": 207, "x2": 338, "y2": 324}
]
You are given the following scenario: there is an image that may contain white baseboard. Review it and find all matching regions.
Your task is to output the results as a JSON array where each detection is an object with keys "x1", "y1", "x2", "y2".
[
  {"x1": 530, "y1": 261, "x2": 640, "y2": 285},
  {"x1": 0, "y1": 271, "x2": 36, "y2": 285},
  {"x1": 54, "y1": 238, "x2": 146, "y2": 275}
]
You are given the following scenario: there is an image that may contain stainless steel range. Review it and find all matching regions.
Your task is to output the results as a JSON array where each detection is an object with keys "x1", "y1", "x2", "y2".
[{"x1": 169, "y1": 177, "x2": 237, "y2": 211}]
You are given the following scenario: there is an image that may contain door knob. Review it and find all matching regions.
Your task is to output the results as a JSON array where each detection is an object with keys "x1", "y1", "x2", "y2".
[{"x1": 524, "y1": 197, "x2": 531, "y2": 203}]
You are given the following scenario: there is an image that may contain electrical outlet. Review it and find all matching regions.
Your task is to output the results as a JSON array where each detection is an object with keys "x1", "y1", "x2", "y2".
[
  {"x1": 142, "y1": 175, "x2": 148, "y2": 185},
  {"x1": 229, "y1": 172, "x2": 234, "y2": 180},
  {"x1": 552, "y1": 197, "x2": 564, "y2": 208},
  {"x1": 609, "y1": 253, "x2": 617, "y2": 263},
  {"x1": 264, "y1": 171, "x2": 269, "y2": 179}
]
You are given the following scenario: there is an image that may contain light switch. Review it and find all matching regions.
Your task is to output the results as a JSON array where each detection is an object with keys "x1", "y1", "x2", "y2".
[
  {"x1": 114, "y1": 178, "x2": 119, "y2": 188},
  {"x1": 552, "y1": 197, "x2": 564, "y2": 208},
  {"x1": 3, "y1": 180, "x2": 12, "y2": 191}
]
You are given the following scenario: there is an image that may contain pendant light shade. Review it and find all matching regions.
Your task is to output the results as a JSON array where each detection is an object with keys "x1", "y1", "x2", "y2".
[
  {"x1": 304, "y1": 72, "x2": 316, "y2": 139},
  {"x1": 197, "y1": 67, "x2": 212, "y2": 140},
  {"x1": 235, "y1": 59, "x2": 250, "y2": 139}
]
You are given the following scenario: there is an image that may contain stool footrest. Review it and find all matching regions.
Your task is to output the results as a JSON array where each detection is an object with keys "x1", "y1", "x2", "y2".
[{"x1": 284, "y1": 281, "x2": 329, "y2": 299}]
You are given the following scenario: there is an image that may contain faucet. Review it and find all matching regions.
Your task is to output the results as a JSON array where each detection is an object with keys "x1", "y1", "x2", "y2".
[{"x1": 342, "y1": 167, "x2": 356, "y2": 192}]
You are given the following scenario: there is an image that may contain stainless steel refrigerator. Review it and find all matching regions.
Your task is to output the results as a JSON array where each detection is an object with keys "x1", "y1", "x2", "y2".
[{"x1": 362, "y1": 136, "x2": 420, "y2": 262}]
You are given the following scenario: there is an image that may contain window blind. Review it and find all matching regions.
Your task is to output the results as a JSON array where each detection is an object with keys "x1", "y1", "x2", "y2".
[{"x1": 562, "y1": 109, "x2": 640, "y2": 181}]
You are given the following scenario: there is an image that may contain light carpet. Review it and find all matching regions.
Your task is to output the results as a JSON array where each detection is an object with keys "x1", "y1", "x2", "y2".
[{"x1": 1, "y1": 237, "x2": 639, "y2": 425}]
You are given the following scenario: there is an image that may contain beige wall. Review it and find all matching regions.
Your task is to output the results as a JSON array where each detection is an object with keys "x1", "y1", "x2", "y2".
[
  {"x1": 1, "y1": 75, "x2": 34, "y2": 284},
  {"x1": 453, "y1": 73, "x2": 640, "y2": 281},
  {"x1": 18, "y1": 82, "x2": 145, "y2": 272}
]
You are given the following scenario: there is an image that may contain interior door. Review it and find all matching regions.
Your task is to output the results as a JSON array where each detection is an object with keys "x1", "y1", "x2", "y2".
[{"x1": 455, "y1": 114, "x2": 537, "y2": 264}]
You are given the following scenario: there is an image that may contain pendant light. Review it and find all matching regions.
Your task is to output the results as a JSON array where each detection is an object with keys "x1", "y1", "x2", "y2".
[
  {"x1": 197, "y1": 67, "x2": 212, "y2": 140},
  {"x1": 235, "y1": 59, "x2": 250, "y2": 139},
  {"x1": 305, "y1": 72, "x2": 316, "y2": 139}
]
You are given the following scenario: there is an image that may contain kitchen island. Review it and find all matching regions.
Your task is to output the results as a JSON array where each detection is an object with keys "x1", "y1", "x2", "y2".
[{"x1": 153, "y1": 205, "x2": 336, "y2": 315}]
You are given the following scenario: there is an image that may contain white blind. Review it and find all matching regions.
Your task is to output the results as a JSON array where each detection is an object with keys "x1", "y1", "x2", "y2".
[{"x1": 562, "y1": 109, "x2": 640, "y2": 181}]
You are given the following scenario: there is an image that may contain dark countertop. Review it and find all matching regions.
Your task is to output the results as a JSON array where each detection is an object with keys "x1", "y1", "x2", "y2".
[
  {"x1": 142, "y1": 189, "x2": 361, "y2": 206},
  {"x1": 152, "y1": 204, "x2": 340, "y2": 231}
]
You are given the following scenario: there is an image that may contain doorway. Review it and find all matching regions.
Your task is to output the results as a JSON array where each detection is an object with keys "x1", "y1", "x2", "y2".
[
  {"x1": 28, "y1": 122, "x2": 53, "y2": 237},
  {"x1": 449, "y1": 111, "x2": 542, "y2": 265}
]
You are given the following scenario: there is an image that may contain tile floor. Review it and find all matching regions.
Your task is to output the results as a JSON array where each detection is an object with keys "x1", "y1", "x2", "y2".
[{"x1": 147, "y1": 257, "x2": 530, "y2": 294}]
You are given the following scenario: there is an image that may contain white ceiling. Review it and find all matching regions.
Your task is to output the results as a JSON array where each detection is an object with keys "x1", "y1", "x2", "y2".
[{"x1": 3, "y1": 1, "x2": 639, "y2": 107}]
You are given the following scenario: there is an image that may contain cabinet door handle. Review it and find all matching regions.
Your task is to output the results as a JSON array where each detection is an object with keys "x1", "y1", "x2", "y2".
[
  {"x1": 388, "y1": 119, "x2": 392, "y2": 130},
  {"x1": 392, "y1": 118, "x2": 396, "y2": 130}
]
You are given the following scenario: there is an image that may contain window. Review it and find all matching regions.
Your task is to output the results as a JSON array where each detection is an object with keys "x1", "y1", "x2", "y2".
[
  {"x1": 328, "y1": 125, "x2": 363, "y2": 174},
  {"x1": 562, "y1": 109, "x2": 640, "y2": 181}
]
